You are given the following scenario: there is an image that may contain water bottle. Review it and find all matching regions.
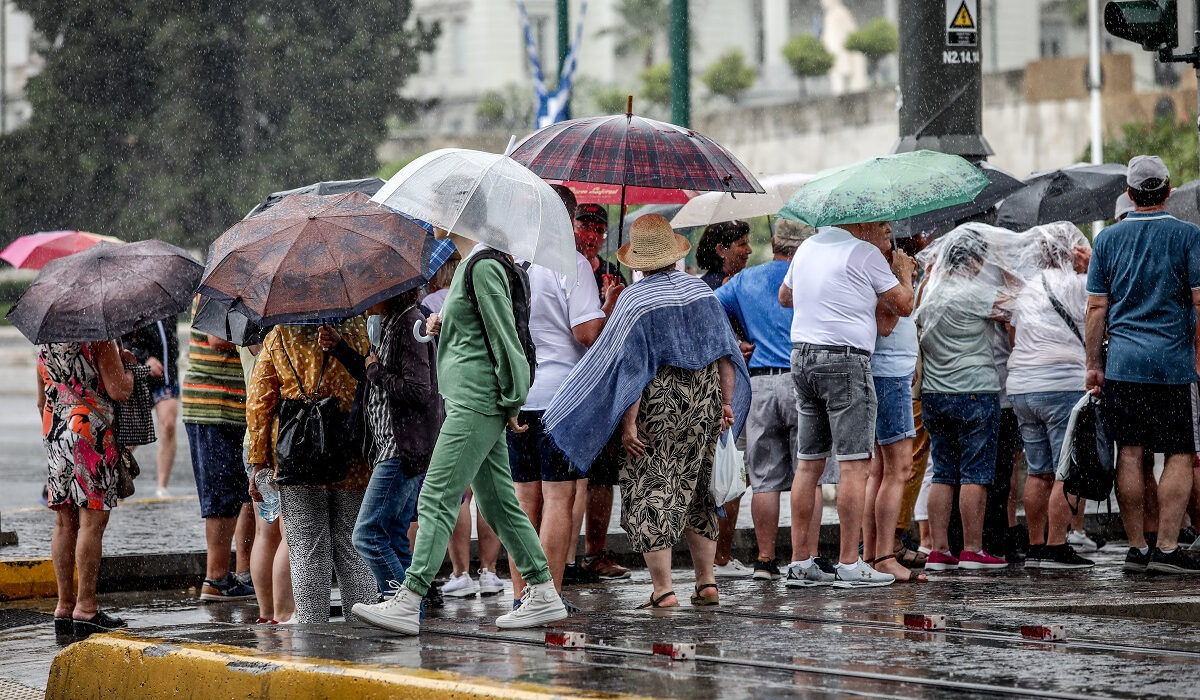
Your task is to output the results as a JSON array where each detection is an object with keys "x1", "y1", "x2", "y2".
[{"x1": 253, "y1": 469, "x2": 281, "y2": 524}]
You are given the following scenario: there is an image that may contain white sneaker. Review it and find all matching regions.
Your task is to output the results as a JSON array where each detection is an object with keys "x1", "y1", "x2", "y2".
[
  {"x1": 351, "y1": 585, "x2": 421, "y2": 635},
  {"x1": 1066, "y1": 530, "x2": 1099, "y2": 553},
  {"x1": 495, "y1": 580, "x2": 567, "y2": 629},
  {"x1": 441, "y1": 573, "x2": 479, "y2": 598},
  {"x1": 832, "y1": 558, "x2": 895, "y2": 588},
  {"x1": 477, "y1": 568, "x2": 505, "y2": 596},
  {"x1": 713, "y1": 559, "x2": 752, "y2": 578},
  {"x1": 155, "y1": 487, "x2": 171, "y2": 498}
]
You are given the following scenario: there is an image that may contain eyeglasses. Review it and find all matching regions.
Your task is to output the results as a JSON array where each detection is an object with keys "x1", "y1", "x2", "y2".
[{"x1": 575, "y1": 221, "x2": 608, "y2": 238}]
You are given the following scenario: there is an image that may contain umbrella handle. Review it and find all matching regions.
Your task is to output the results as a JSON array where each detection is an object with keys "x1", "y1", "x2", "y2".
[{"x1": 413, "y1": 320, "x2": 434, "y2": 344}]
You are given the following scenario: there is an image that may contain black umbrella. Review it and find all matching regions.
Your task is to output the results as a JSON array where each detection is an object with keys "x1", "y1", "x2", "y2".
[
  {"x1": 192, "y1": 296, "x2": 271, "y2": 346},
  {"x1": 7, "y1": 240, "x2": 203, "y2": 343},
  {"x1": 1166, "y1": 179, "x2": 1200, "y2": 225},
  {"x1": 891, "y1": 162, "x2": 1026, "y2": 239},
  {"x1": 996, "y1": 163, "x2": 1128, "y2": 231},
  {"x1": 244, "y1": 177, "x2": 385, "y2": 218}
]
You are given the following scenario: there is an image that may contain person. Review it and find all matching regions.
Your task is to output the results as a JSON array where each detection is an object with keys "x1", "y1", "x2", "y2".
[
  {"x1": 1007, "y1": 222, "x2": 1094, "y2": 570},
  {"x1": 352, "y1": 212, "x2": 566, "y2": 634},
  {"x1": 40, "y1": 340, "x2": 133, "y2": 635},
  {"x1": 696, "y1": 219, "x2": 754, "y2": 577},
  {"x1": 181, "y1": 313, "x2": 256, "y2": 601},
  {"x1": 779, "y1": 219, "x2": 914, "y2": 588},
  {"x1": 916, "y1": 226, "x2": 1012, "y2": 572},
  {"x1": 714, "y1": 217, "x2": 818, "y2": 581},
  {"x1": 246, "y1": 319, "x2": 378, "y2": 623},
  {"x1": 1086, "y1": 155, "x2": 1200, "y2": 574},
  {"x1": 421, "y1": 251, "x2": 459, "y2": 314},
  {"x1": 544, "y1": 214, "x2": 751, "y2": 608},
  {"x1": 442, "y1": 492, "x2": 506, "y2": 598},
  {"x1": 122, "y1": 315, "x2": 180, "y2": 497},
  {"x1": 319, "y1": 289, "x2": 443, "y2": 599}
]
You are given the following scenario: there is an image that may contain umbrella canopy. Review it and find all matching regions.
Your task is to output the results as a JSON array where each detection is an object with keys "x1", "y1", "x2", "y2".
[
  {"x1": 890, "y1": 162, "x2": 1026, "y2": 239},
  {"x1": 244, "y1": 177, "x2": 386, "y2": 218},
  {"x1": 995, "y1": 163, "x2": 1128, "y2": 231},
  {"x1": 554, "y1": 180, "x2": 696, "y2": 205},
  {"x1": 200, "y1": 191, "x2": 452, "y2": 325},
  {"x1": 192, "y1": 296, "x2": 271, "y2": 347},
  {"x1": 7, "y1": 240, "x2": 202, "y2": 343},
  {"x1": 1166, "y1": 179, "x2": 1200, "y2": 225},
  {"x1": 780, "y1": 150, "x2": 990, "y2": 228},
  {"x1": 1, "y1": 231, "x2": 123, "y2": 270},
  {"x1": 671, "y1": 173, "x2": 814, "y2": 228},
  {"x1": 372, "y1": 148, "x2": 577, "y2": 278}
]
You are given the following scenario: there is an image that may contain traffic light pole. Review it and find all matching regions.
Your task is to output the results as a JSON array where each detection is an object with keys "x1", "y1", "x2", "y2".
[{"x1": 1151, "y1": 1, "x2": 1200, "y2": 166}]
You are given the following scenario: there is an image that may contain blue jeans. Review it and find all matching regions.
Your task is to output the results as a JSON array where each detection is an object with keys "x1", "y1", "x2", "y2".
[
  {"x1": 1011, "y1": 391, "x2": 1084, "y2": 477},
  {"x1": 922, "y1": 393, "x2": 1000, "y2": 486},
  {"x1": 352, "y1": 458, "x2": 422, "y2": 595}
]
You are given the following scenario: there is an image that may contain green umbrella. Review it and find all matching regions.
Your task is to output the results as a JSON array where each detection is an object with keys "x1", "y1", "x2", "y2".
[{"x1": 779, "y1": 150, "x2": 990, "y2": 228}]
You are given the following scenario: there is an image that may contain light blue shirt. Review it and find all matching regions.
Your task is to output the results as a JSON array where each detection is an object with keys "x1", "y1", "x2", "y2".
[
  {"x1": 872, "y1": 316, "x2": 918, "y2": 378},
  {"x1": 715, "y1": 260, "x2": 794, "y2": 370}
]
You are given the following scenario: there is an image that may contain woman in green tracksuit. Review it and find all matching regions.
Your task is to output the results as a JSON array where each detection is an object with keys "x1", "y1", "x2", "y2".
[{"x1": 353, "y1": 236, "x2": 566, "y2": 635}]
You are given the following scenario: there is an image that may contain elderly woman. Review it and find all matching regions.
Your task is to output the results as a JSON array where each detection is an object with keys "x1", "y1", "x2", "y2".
[
  {"x1": 40, "y1": 339, "x2": 133, "y2": 635},
  {"x1": 696, "y1": 220, "x2": 753, "y2": 290},
  {"x1": 246, "y1": 318, "x2": 376, "y2": 624},
  {"x1": 545, "y1": 214, "x2": 751, "y2": 608}
]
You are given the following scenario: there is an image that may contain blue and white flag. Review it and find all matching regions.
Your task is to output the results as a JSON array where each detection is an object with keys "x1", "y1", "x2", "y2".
[{"x1": 517, "y1": 0, "x2": 587, "y2": 129}]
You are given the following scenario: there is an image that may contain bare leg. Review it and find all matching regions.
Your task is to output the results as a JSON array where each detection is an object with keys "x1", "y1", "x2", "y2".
[
  {"x1": 204, "y1": 516, "x2": 237, "y2": 581},
  {"x1": 918, "y1": 520, "x2": 932, "y2": 550},
  {"x1": 539, "y1": 481, "x2": 577, "y2": 591},
  {"x1": 1116, "y1": 446, "x2": 1147, "y2": 549},
  {"x1": 686, "y1": 528, "x2": 717, "y2": 589},
  {"x1": 1046, "y1": 481, "x2": 1072, "y2": 547},
  {"x1": 959, "y1": 484, "x2": 989, "y2": 553},
  {"x1": 873, "y1": 439, "x2": 915, "y2": 578},
  {"x1": 751, "y1": 491, "x2": 781, "y2": 560},
  {"x1": 73, "y1": 508, "x2": 111, "y2": 619},
  {"x1": 836, "y1": 458, "x2": 872, "y2": 565},
  {"x1": 1007, "y1": 458, "x2": 1021, "y2": 527},
  {"x1": 928, "y1": 483, "x2": 955, "y2": 553},
  {"x1": 154, "y1": 398, "x2": 179, "y2": 490},
  {"x1": 805, "y1": 487, "x2": 822, "y2": 555},
  {"x1": 566, "y1": 479, "x2": 588, "y2": 562},
  {"x1": 250, "y1": 517, "x2": 281, "y2": 620},
  {"x1": 714, "y1": 498, "x2": 740, "y2": 566},
  {"x1": 1024, "y1": 474, "x2": 1053, "y2": 546},
  {"x1": 789, "y1": 461, "x2": 824, "y2": 561},
  {"x1": 448, "y1": 490, "x2": 473, "y2": 576},
  {"x1": 52, "y1": 507, "x2": 80, "y2": 618},
  {"x1": 642, "y1": 548, "x2": 677, "y2": 606},
  {"x1": 510, "y1": 481, "x2": 544, "y2": 597},
  {"x1": 476, "y1": 510, "x2": 501, "y2": 572},
  {"x1": 1155, "y1": 453, "x2": 1195, "y2": 551},
  {"x1": 273, "y1": 520, "x2": 295, "y2": 622},
  {"x1": 862, "y1": 451, "x2": 883, "y2": 562},
  {"x1": 585, "y1": 484, "x2": 614, "y2": 557},
  {"x1": 234, "y1": 503, "x2": 255, "y2": 575}
]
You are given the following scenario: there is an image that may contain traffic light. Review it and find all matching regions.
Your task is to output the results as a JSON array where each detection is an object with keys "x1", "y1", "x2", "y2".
[{"x1": 1104, "y1": 0, "x2": 1178, "y2": 52}]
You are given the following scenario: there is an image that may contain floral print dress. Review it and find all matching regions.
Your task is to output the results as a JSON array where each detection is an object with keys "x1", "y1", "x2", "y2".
[{"x1": 40, "y1": 343, "x2": 121, "y2": 510}]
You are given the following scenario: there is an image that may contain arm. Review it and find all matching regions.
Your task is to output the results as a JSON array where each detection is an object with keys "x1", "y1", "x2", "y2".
[
  {"x1": 778, "y1": 282, "x2": 793, "y2": 308},
  {"x1": 327, "y1": 338, "x2": 367, "y2": 382},
  {"x1": 365, "y1": 334, "x2": 434, "y2": 406},
  {"x1": 474, "y1": 260, "x2": 531, "y2": 417},
  {"x1": 207, "y1": 333, "x2": 236, "y2": 353},
  {"x1": 717, "y1": 355, "x2": 736, "y2": 430},
  {"x1": 877, "y1": 249, "x2": 916, "y2": 317},
  {"x1": 1085, "y1": 294, "x2": 1108, "y2": 394},
  {"x1": 245, "y1": 339, "x2": 281, "y2": 466},
  {"x1": 94, "y1": 341, "x2": 134, "y2": 402},
  {"x1": 572, "y1": 318, "x2": 606, "y2": 348},
  {"x1": 875, "y1": 301, "x2": 900, "y2": 337},
  {"x1": 619, "y1": 397, "x2": 647, "y2": 458},
  {"x1": 36, "y1": 366, "x2": 46, "y2": 414}
]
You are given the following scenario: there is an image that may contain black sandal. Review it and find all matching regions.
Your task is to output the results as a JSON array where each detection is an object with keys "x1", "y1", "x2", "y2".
[
  {"x1": 53, "y1": 617, "x2": 73, "y2": 635},
  {"x1": 638, "y1": 590, "x2": 677, "y2": 609},
  {"x1": 73, "y1": 610, "x2": 127, "y2": 636},
  {"x1": 690, "y1": 583, "x2": 719, "y2": 606}
]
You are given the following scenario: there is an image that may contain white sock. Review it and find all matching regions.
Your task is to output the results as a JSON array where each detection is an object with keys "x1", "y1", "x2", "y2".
[
  {"x1": 1138, "y1": 546, "x2": 1150, "y2": 555},
  {"x1": 1160, "y1": 547, "x2": 1176, "y2": 555},
  {"x1": 790, "y1": 557, "x2": 814, "y2": 569},
  {"x1": 836, "y1": 560, "x2": 858, "y2": 570}
]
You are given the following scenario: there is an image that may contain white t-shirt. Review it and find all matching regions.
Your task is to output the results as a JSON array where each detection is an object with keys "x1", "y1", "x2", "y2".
[
  {"x1": 1007, "y1": 269, "x2": 1088, "y2": 395},
  {"x1": 783, "y1": 226, "x2": 900, "y2": 351},
  {"x1": 524, "y1": 252, "x2": 607, "y2": 411}
]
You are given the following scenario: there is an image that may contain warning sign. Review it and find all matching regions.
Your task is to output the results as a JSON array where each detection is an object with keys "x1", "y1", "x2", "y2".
[{"x1": 946, "y1": 0, "x2": 978, "y2": 47}]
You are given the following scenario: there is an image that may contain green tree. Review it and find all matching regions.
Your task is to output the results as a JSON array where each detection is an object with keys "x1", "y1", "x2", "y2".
[
  {"x1": 475, "y1": 91, "x2": 506, "y2": 129},
  {"x1": 591, "y1": 84, "x2": 630, "y2": 115},
  {"x1": 701, "y1": 49, "x2": 756, "y2": 103},
  {"x1": 782, "y1": 35, "x2": 834, "y2": 95},
  {"x1": 1085, "y1": 113, "x2": 1199, "y2": 185},
  {"x1": 0, "y1": 1, "x2": 438, "y2": 247},
  {"x1": 598, "y1": 0, "x2": 668, "y2": 68},
  {"x1": 639, "y1": 61, "x2": 672, "y2": 107},
  {"x1": 844, "y1": 17, "x2": 898, "y2": 83}
]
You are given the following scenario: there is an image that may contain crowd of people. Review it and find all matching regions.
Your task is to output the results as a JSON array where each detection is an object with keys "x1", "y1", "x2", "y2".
[{"x1": 35, "y1": 152, "x2": 1200, "y2": 638}]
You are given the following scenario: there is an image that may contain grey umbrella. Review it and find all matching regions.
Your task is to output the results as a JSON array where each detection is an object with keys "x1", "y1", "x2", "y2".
[
  {"x1": 891, "y1": 162, "x2": 1026, "y2": 239},
  {"x1": 996, "y1": 163, "x2": 1128, "y2": 231},
  {"x1": 7, "y1": 240, "x2": 203, "y2": 343},
  {"x1": 244, "y1": 177, "x2": 386, "y2": 218},
  {"x1": 1166, "y1": 179, "x2": 1200, "y2": 225}
]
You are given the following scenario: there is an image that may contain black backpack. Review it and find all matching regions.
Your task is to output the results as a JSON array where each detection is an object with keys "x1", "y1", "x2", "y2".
[
  {"x1": 462, "y1": 249, "x2": 537, "y2": 385},
  {"x1": 1061, "y1": 395, "x2": 1115, "y2": 505}
]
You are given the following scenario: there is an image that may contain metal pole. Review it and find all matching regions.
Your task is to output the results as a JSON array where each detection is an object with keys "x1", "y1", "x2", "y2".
[
  {"x1": 1, "y1": 0, "x2": 8, "y2": 135},
  {"x1": 1195, "y1": 0, "x2": 1200, "y2": 171},
  {"x1": 556, "y1": 0, "x2": 569, "y2": 84},
  {"x1": 669, "y1": 0, "x2": 690, "y2": 127},
  {"x1": 1088, "y1": 0, "x2": 1104, "y2": 234}
]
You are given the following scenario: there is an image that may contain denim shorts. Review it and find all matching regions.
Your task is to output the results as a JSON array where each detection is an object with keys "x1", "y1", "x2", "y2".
[
  {"x1": 1011, "y1": 391, "x2": 1083, "y2": 477},
  {"x1": 873, "y1": 373, "x2": 916, "y2": 445},
  {"x1": 790, "y1": 344, "x2": 876, "y2": 461},
  {"x1": 507, "y1": 410, "x2": 580, "y2": 483},
  {"x1": 186, "y1": 423, "x2": 251, "y2": 518},
  {"x1": 152, "y1": 382, "x2": 181, "y2": 403},
  {"x1": 922, "y1": 392, "x2": 999, "y2": 486}
]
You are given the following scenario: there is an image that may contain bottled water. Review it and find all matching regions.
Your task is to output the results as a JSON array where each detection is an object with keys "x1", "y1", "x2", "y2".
[{"x1": 253, "y1": 468, "x2": 280, "y2": 523}]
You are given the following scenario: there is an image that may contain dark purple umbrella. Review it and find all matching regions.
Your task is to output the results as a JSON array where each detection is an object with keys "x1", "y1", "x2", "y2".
[{"x1": 7, "y1": 240, "x2": 203, "y2": 343}]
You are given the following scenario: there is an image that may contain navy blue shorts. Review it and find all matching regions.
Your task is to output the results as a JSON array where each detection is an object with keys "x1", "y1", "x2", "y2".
[
  {"x1": 507, "y1": 411, "x2": 580, "y2": 483},
  {"x1": 152, "y1": 382, "x2": 181, "y2": 403},
  {"x1": 186, "y1": 423, "x2": 251, "y2": 518}
]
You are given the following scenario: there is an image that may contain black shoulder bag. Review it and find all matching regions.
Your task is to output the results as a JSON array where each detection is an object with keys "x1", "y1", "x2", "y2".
[
  {"x1": 462, "y1": 250, "x2": 537, "y2": 385},
  {"x1": 274, "y1": 347, "x2": 349, "y2": 486},
  {"x1": 1042, "y1": 275, "x2": 1084, "y2": 346}
]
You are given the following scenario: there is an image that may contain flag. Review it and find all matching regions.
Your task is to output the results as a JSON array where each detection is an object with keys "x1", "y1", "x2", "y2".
[{"x1": 517, "y1": 1, "x2": 588, "y2": 129}]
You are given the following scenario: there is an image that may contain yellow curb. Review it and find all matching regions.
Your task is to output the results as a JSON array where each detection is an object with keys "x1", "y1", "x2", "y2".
[
  {"x1": 0, "y1": 558, "x2": 59, "y2": 601},
  {"x1": 47, "y1": 632, "x2": 652, "y2": 700}
]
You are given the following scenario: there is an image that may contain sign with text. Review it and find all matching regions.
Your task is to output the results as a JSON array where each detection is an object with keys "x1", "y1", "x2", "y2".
[{"x1": 946, "y1": 0, "x2": 978, "y2": 47}]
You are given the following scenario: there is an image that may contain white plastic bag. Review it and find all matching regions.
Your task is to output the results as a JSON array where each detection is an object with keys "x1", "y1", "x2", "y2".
[{"x1": 709, "y1": 430, "x2": 747, "y2": 506}]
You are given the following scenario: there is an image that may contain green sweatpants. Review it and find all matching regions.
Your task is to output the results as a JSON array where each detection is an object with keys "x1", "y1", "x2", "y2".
[{"x1": 402, "y1": 400, "x2": 551, "y2": 596}]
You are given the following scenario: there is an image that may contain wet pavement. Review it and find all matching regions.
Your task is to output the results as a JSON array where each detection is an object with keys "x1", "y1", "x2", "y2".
[{"x1": 8, "y1": 547, "x2": 1200, "y2": 698}]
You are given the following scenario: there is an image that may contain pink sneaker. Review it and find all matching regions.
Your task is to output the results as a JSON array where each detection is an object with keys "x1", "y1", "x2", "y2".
[
  {"x1": 958, "y1": 550, "x2": 1008, "y2": 570},
  {"x1": 924, "y1": 551, "x2": 959, "y2": 571}
]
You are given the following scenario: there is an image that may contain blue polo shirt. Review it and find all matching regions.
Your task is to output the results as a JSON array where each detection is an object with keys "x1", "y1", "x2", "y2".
[
  {"x1": 715, "y1": 259, "x2": 793, "y2": 370},
  {"x1": 1086, "y1": 211, "x2": 1200, "y2": 384}
]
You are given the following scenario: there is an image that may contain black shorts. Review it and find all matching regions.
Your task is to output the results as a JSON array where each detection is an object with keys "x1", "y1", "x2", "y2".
[
  {"x1": 584, "y1": 435, "x2": 623, "y2": 486},
  {"x1": 507, "y1": 411, "x2": 580, "y2": 483},
  {"x1": 1101, "y1": 380, "x2": 1199, "y2": 456}
]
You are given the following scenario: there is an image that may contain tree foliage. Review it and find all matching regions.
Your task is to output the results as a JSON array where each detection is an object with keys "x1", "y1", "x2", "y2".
[
  {"x1": 782, "y1": 34, "x2": 834, "y2": 93},
  {"x1": 0, "y1": 1, "x2": 438, "y2": 247},
  {"x1": 1086, "y1": 113, "x2": 1199, "y2": 185},
  {"x1": 702, "y1": 49, "x2": 756, "y2": 103},
  {"x1": 844, "y1": 17, "x2": 898, "y2": 63},
  {"x1": 639, "y1": 61, "x2": 672, "y2": 107},
  {"x1": 599, "y1": 0, "x2": 668, "y2": 69}
]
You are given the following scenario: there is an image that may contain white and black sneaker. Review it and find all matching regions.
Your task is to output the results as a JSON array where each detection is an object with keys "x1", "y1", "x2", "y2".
[
  {"x1": 1039, "y1": 544, "x2": 1094, "y2": 570},
  {"x1": 752, "y1": 558, "x2": 781, "y2": 580},
  {"x1": 1024, "y1": 544, "x2": 1045, "y2": 569},
  {"x1": 832, "y1": 559, "x2": 895, "y2": 588},
  {"x1": 784, "y1": 559, "x2": 836, "y2": 587}
]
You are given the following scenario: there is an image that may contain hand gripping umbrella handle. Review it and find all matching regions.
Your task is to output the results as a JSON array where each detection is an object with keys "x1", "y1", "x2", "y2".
[{"x1": 413, "y1": 320, "x2": 434, "y2": 344}]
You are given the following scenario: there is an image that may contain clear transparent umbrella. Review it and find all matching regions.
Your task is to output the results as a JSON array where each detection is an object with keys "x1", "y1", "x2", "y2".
[{"x1": 372, "y1": 148, "x2": 576, "y2": 279}]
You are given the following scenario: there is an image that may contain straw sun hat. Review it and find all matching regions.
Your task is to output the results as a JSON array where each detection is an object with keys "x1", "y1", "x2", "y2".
[{"x1": 617, "y1": 214, "x2": 692, "y2": 272}]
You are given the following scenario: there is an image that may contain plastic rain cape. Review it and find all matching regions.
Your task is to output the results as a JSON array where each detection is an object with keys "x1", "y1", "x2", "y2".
[{"x1": 914, "y1": 221, "x2": 1090, "y2": 341}]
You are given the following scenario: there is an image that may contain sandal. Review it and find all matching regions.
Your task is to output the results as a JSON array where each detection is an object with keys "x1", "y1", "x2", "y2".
[
  {"x1": 873, "y1": 555, "x2": 927, "y2": 583},
  {"x1": 894, "y1": 542, "x2": 927, "y2": 568},
  {"x1": 638, "y1": 590, "x2": 678, "y2": 609},
  {"x1": 690, "y1": 583, "x2": 719, "y2": 606}
]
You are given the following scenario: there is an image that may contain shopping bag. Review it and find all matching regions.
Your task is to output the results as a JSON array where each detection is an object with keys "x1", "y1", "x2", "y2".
[
  {"x1": 1056, "y1": 393, "x2": 1115, "y2": 502},
  {"x1": 709, "y1": 430, "x2": 748, "y2": 506}
]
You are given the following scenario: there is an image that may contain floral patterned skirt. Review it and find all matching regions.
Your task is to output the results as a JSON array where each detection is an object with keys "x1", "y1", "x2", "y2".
[
  {"x1": 45, "y1": 403, "x2": 120, "y2": 511},
  {"x1": 620, "y1": 363, "x2": 722, "y2": 553}
]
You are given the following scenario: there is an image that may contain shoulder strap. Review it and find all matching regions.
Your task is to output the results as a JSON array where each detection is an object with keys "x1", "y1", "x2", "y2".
[
  {"x1": 276, "y1": 336, "x2": 328, "y2": 404},
  {"x1": 463, "y1": 251, "x2": 514, "y2": 368},
  {"x1": 1041, "y1": 275, "x2": 1084, "y2": 346}
]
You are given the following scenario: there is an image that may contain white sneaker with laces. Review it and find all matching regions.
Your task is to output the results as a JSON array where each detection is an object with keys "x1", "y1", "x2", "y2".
[
  {"x1": 441, "y1": 572, "x2": 479, "y2": 598},
  {"x1": 832, "y1": 558, "x2": 895, "y2": 588},
  {"x1": 713, "y1": 560, "x2": 752, "y2": 578},
  {"x1": 478, "y1": 568, "x2": 505, "y2": 596},
  {"x1": 351, "y1": 585, "x2": 422, "y2": 635},
  {"x1": 495, "y1": 580, "x2": 567, "y2": 629},
  {"x1": 1066, "y1": 530, "x2": 1099, "y2": 553}
]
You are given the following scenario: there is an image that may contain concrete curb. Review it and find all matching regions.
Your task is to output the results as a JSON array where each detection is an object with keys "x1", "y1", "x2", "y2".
[
  {"x1": 46, "y1": 632, "x2": 649, "y2": 700},
  {"x1": 0, "y1": 559, "x2": 59, "y2": 601}
]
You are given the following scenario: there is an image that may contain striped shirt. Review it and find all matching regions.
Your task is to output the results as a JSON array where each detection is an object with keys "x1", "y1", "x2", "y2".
[
  {"x1": 365, "y1": 314, "x2": 402, "y2": 464},
  {"x1": 181, "y1": 308, "x2": 247, "y2": 426}
]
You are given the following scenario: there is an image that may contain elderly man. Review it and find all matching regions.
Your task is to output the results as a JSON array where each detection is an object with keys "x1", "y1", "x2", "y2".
[
  {"x1": 779, "y1": 220, "x2": 915, "y2": 588},
  {"x1": 1086, "y1": 155, "x2": 1200, "y2": 575}
]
